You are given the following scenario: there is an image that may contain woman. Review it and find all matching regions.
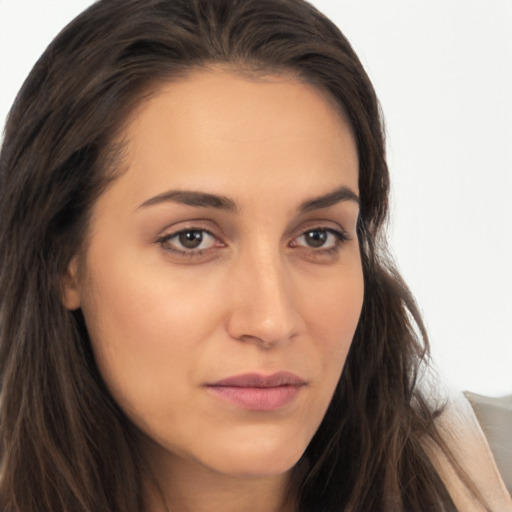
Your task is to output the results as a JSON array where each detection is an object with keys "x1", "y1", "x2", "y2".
[{"x1": 0, "y1": 1, "x2": 509, "y2": 511}]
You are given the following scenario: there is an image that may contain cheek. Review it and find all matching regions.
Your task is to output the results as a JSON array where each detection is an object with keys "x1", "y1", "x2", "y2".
[
  {"x1": 293, "y1": 257, "x2": 364, "y2": 425},
  {"x1": 78, "y1": 250, "x2": 223, "y2": 418},
  {"x1": 300, "y1": 261, "x2": 364, "y2": 360}
]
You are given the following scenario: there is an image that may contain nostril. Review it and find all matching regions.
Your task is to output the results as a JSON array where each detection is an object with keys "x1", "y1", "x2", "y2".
[
  {"x1": 226, "y1": 309, "x2": 299, "y2": 349},
  {"x1": 237, "y1": 334, "x2": 273, "y2": 350}
]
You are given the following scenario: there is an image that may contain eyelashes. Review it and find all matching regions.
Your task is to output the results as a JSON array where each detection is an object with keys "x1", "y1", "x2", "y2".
[
  {"x1": 155, "y1": 225, "x2": 351, "y2": 261},
  {"x1": 165, "y1": 229, "x2": 219, "y2": 251},
  {"x1": 155, "y1": 228, "x2": 223, "y2": 261},
  {"x1": 290, "y1": 228, "x2": 348, "y2": 251}
]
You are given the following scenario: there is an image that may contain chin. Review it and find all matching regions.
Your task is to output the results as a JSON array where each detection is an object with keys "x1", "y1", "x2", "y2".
[
  {"x1": 199, "y1": 435, "x2": 308, "y2": 478},
  {"x1": 138, "y1": 408, "x2": 319, "y2": 481}
]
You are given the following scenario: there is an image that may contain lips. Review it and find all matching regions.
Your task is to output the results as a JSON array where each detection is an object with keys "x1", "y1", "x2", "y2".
[{"x1": 206, "y1": 372, "x2": 306, "y2": 411}]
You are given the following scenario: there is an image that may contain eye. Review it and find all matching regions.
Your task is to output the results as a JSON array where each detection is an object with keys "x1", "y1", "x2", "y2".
[
  {"x1": 158, "y1": 229, "x2": 219, "y2": 253},
  {"x1": 291, "y1": 228, "x2": 347, "y2": 250}
]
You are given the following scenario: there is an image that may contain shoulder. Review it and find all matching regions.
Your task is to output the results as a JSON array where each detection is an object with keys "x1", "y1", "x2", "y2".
[
  {"x1": 464, "y1": 390, "x2": 512, "y2": 496},
  {"x1": 424, "y1": 389, "x2": 512, "y2": 512}
]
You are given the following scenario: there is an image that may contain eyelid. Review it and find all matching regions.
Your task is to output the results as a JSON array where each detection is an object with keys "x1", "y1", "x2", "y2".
[
  {"x1": 289, "y1": 218, "x2": 351, "y2": 240},
  {"x1": 168, "y1": 229, "x2": 217, "y2": 249},
  {"x1": 287, "y1": 222, "x2": 353, "y2": 262},
  {"x1": 291, "y1": 227, "x2": 349, "y2": 246},
  {"x1": 292, "y1": 227, "x2": 348, "y2": 246},
  {"x1": 155, "y1": 223, "x2": 226, "y2": 258}
]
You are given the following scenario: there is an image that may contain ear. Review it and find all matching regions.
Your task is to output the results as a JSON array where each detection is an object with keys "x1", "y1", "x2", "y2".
[{"x1": 61, "y1": 257, "x2": 81, "y2": 310}]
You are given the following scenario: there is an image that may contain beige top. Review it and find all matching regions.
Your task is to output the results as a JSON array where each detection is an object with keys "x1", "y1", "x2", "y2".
[{"x1": 426, "y1": 391, "x2": 512, "y2": 511}]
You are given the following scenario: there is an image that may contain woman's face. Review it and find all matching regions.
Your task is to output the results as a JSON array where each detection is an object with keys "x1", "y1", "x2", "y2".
[{"x1": 63, "y1": 69, "x2": 363, "y2": 478}]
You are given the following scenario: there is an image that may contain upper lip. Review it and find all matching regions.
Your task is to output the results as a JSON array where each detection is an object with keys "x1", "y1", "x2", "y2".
[{"x1": 208, "y1": 371, "x2": 306, "y2": 388}]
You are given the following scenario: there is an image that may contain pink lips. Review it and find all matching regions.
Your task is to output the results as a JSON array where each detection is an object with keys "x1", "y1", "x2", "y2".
[{"x1": 206, "y1": 372, "x2": 306, "y2": 411}]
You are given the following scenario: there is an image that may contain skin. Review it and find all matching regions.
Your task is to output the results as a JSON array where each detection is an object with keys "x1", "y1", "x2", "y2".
[{"x1": 63, "y1": 68, "x2": 364, "y2": 512}]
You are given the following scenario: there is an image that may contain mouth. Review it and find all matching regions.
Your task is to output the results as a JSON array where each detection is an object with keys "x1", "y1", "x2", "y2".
[{"x1": 205, "y1": 372, "x2": 307, "y2": 411}]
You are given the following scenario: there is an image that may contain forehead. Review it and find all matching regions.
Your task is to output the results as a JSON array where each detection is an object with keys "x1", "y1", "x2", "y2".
[{"x1": 110, "y1": 68, "x2": 359, "y2": 210}]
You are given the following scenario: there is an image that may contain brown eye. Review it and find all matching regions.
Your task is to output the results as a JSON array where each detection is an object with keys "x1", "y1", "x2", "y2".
[
  {"x1": 160, "y1": 229, "x2": 218, "y2": 252},
  {"x1": 178, "y1": 230, "x2": 204, "y2": 249},
  {"x1": 304, "y1": 230, "x2": 329, "y2": 248},
  {"x1": 291, "y1": 228, "x2": 348, "y2": 251}
]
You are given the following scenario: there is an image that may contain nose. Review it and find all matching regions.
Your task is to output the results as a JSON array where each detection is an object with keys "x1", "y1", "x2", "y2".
[{"x1": 225, "y1": 247, "x2": 301, "y2": 349}]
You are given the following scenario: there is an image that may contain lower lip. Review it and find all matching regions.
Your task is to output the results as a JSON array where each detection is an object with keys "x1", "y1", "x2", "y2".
[{"x1": 207, "y1": 385, "x2": 303, "y2": 411}]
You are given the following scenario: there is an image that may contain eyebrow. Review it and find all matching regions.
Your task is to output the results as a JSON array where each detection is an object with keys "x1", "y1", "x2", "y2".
[
  {"x1": 137, "y1": 185, "x2": 359, "y2": 213},
  {"x1": 138, "y1": 190, "x2": 238, "y2": 212},
  {"x1": 298, "y1": 185, "x2": 360, "y2": 213}
]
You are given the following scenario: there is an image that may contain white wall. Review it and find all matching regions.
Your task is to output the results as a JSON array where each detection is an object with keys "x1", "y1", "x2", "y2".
[{"x1": 1, "y1": 0, "x2": 511, "y2": 396}]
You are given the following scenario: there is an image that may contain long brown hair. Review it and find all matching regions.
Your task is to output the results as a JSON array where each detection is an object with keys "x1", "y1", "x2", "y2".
[{"x1": 0, "y1": 0, "x2": 470, "y2": 510}]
